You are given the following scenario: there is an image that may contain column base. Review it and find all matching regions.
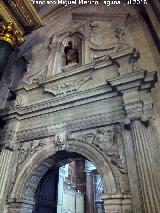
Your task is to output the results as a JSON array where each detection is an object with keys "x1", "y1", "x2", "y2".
[
  {"x1": 101, "y1": 193, "x2": 132, "y2": 213},
  {"x1": 95, "y1": 200, "x2": 105, "y2": 213},
  {"x1": 0, "y1": 198, "x2": 7, "y2": 213},
  {"x1": 7, "y1": 197, "x2": 35, "y2": 213}
]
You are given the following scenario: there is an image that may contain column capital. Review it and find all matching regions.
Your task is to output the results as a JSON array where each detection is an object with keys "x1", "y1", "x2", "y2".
[
  {"x1": 123, "y1": 118, "x2": 131, "y2": 130},
  {"x1": 0, "y1": 22, "x2": 25, "y2": 47},
  {"x1": 123, "y1": 116, "x2": 150, "y2": 130},
  {"x1": 141, "y1": 115, "x2": 150, "y2": 127}
]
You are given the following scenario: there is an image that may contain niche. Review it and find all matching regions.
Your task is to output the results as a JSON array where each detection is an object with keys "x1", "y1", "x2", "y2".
[{"x1": 62, "y1": 33, "x2": 83, "y2": 68}]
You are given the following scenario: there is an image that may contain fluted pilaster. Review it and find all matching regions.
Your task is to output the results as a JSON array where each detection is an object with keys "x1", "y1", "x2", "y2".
[
  {"x1": 122, "y1": 127, "x2": 143, "y2": 213},
  {"x1": 0, "y1": 119, "x2": 19, "y2": 212},
  {"x1": 0, "y1": 149, "x2": 13, "y2": 200},
  {"x1": 131, "y1": 120, "x2": 160, "y2": 213}
]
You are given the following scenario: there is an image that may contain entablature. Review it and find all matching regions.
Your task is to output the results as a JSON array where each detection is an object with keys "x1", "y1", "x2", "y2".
[{"x1": 0, "y1": 48, "x2": 157, "y2": 135}]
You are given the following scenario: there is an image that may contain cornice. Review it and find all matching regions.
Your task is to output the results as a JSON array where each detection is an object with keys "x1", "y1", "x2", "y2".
[
  {"x1": 107, "y1": 70, "x2": 157, "y2": 94},
  {"x1": 0, "y1": 1, "x2": 23, "y2": 34},
  {"x1": 6, "y1": 0, "x2": 43, "y2": 29},
  {"x1": 0, "y1": 0, "x2": 43, "y2": 35},
  {"x1": 0, "y1": 84, "x2": 117, "y2": 118}
]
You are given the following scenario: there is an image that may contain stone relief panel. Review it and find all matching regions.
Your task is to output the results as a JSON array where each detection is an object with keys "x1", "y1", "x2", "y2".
[
  {"x1": 89, "y1": 18, "x2": 129, "y2": 47},
  {"x1": 18, "y1": 10, "x2": 135, "y2": 86},
  {"x1": 17, "y1": 131, "x2": 69, "y2": 171},
  {"x1": 44, "y1": 72, "x2": 92, "y2": 97},
  {"x1": 14, "y1": 90, "x2": 27, "y2": 107},
  {"x1": 70, "y1": 125, "x2": 127, "y2": 174},
  {"x1": 21, "y1": 37, "x2": 58, "y2": 84},
  {"x1": 17, "y1": 137, "x2": 54, "y2": 170},
  {"x1": 72, "y1": 13, "x2": 131, "y2": 62},
  {"x1": 17, "y1": 125, "x2": 127, "y2": 175}
]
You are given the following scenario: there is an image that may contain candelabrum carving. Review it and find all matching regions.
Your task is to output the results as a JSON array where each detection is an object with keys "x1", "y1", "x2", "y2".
[{"x1": 0, "y1": 22, "x2": 25, "y2": 47}]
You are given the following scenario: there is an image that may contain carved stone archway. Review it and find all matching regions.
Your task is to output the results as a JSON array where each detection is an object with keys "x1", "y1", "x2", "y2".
[{"x1": 7, "y1": 137, "x2": 131, "y2": 213}]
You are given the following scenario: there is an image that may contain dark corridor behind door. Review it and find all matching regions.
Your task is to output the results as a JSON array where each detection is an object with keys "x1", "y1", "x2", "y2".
[{"x1": 34, "y1": 168, "x2": 59, "y2": 213}]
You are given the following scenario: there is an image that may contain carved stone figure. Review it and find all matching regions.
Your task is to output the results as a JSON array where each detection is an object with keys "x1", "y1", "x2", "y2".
[
  {"x1": 22, "y1": 36, "x2": 58, "y2": 83},
  {"x1": 55, "y1": 131, "x2": 68, "y2": 150},
  {"x1": 102, "y1": 147, "x2": 124, "y2": 171},
  {"x1": 64, "y1": 41, "x2": 79, "y2": 65},
  {"x1": 81, "y1": 127, "x2": 127, "y2": 173},
  {"x1": 113, "y1": 125, "x2": 122, "y2": 144},
  {"x1": 115, "y1": 27, "x2": 126, "y2": 42},
  {"x1": 18, "y1": 139, "x2": 48, "y2": 168},
  {"x1": 43, "y1": 36, "x2": 58, "y2": 76}
]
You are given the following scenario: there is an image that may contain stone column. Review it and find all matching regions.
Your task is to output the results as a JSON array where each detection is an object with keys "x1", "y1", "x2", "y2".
[
  {"x1": 85, "y1": 171, "x2": 94, "y2": 213},
  {"x1": 0, "y1": 148, "x2": 14, "y2": 212},
  {"x1": 131, "y1": 119, "x2": 160, "y2": 213},
  {"x1": 95, "y1": 200, "x2": 104, "y2": 213}
]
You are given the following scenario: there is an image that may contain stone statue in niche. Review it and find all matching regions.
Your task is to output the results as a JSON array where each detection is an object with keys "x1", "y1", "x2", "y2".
[{"x1": 64, "y1": 41, "x2": 79, "y2": 65}]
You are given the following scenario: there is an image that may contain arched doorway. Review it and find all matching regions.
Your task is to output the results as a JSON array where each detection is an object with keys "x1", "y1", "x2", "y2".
[
  {"x1": 33, "y1": 151, "x2": 105, "y2": 213},
  {"x1": 8, "y1": 138, "x2": 131, "y2": 213}
]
